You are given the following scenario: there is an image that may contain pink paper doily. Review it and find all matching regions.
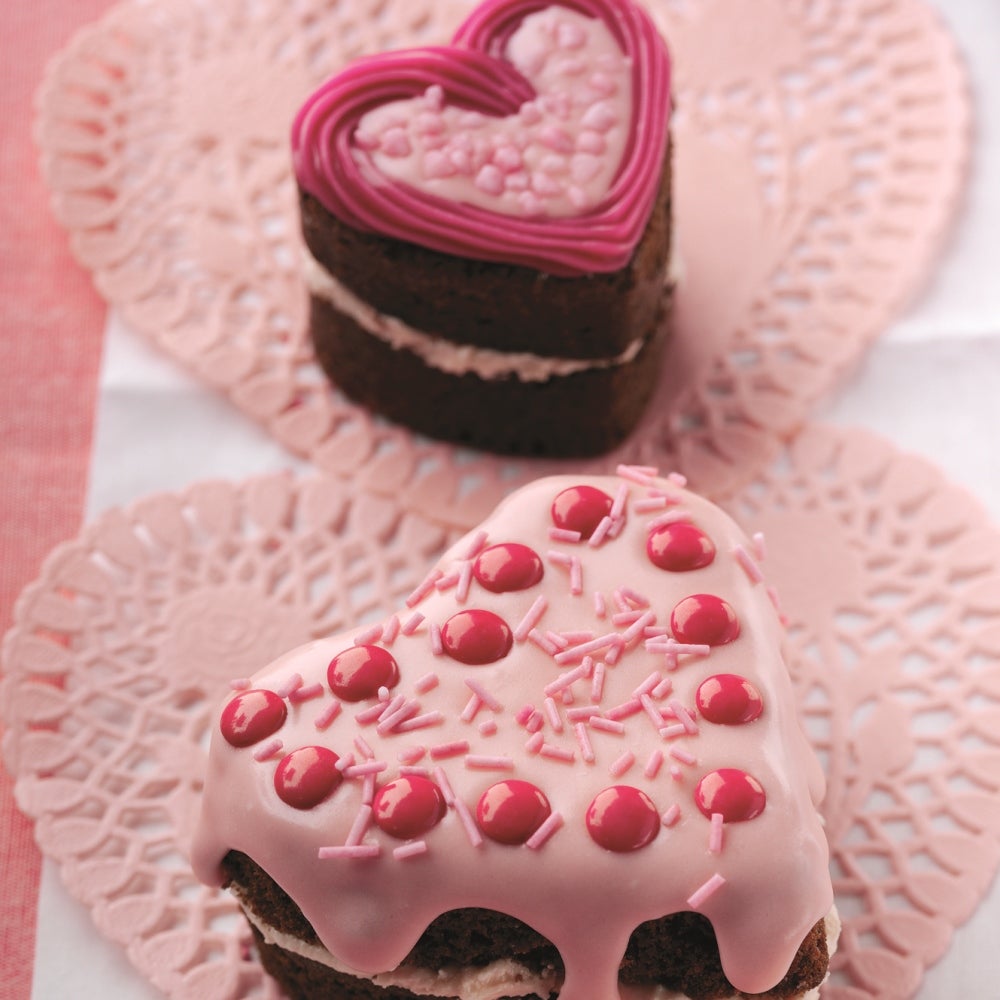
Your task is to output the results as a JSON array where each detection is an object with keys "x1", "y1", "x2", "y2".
[
  {"x1": 36, "y1": 0, "x2": 968, "y2": 516},
  {"x1": 4, "y1": 425, "x2": 1000, "y2": 999}
]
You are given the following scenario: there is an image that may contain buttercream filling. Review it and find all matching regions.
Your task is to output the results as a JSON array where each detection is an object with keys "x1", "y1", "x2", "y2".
[
  {"x1": 237, "y1": 891, "x2": 840, "y2": 1000},
  {"x1": 303, "y1": 250, "x2": 646, "y2": 383}
]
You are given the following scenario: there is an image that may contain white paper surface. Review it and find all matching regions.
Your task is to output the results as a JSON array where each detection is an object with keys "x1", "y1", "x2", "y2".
[{"x1": 30, "y1": 0, "x2": 1000, "y2": 996}]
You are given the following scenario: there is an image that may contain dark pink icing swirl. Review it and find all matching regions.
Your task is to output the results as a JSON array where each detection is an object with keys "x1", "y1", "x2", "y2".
[{"x1": 292, "y1": 0, "x2": 671, "y2": 276}]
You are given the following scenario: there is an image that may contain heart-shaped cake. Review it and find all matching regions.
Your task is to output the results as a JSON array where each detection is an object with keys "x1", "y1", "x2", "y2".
[
  {"x1": 192, "y1": 469, "x2": 837, "y2": 1000},
  {"x1": 292, "y1": 0, "x2": 674, "y2": 456}
]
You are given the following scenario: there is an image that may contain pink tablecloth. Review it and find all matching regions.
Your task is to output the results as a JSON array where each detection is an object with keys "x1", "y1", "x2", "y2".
[{"x1": 0, "y1": 3, "x2": 117, "y2": 996}]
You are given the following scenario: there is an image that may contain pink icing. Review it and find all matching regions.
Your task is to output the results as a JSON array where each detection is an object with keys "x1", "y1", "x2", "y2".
[
  {"x1": 192, "y1": 472, "x2": 833, "y2": 998},
  {"x1": 291, "y1": 0, "x2": 671, "y2": 276}
]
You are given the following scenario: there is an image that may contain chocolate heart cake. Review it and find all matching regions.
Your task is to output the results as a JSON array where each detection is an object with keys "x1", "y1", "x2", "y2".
[
  {"x1": 292, "y1": 0, "x2": 673, "y2": 455},
  {"x1": 192, "y1": 468, "x2": 838, "y2": 999}
]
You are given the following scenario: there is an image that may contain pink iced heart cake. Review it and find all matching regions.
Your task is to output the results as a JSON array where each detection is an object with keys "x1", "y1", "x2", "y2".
[
  {"x1": 192, "y1": 469, "x2": 838, "y2": 1000},
  {"x1": 292, "y1": 0, "x2": 673, "y2": 456}
]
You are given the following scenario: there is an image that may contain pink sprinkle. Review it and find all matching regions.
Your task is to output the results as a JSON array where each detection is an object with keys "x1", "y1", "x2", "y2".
[
  {"x1": 620, "y1": 586, "x2": 650, "y2": 608},
  {"x1": 479, "y1": 719, "x2": 498, "y2": 737},
  {"x1": 433, "y1": 766, "x2": 455, "y2": 805},
  {"x1": 252, "y1": 738, "x2": 283, "y2": 762},
  {"x1": 644, "y1": 625, "x2": 670, "y2": 638},
  {"x1": 343, "y1": 761, "x2": 388, "y2": 779},
  {"x1": 462, "y1": 529, "x2": 489, "y2": 560},
  {"x1": 670, "y1": 746, "x2": 697, "y2": 766},
  {"x1": 659, "y1": 723, "x2": 687, "y2": 739},
  {"x1": 569, "y1": 557, "x2": 583, "y2": 595},
  {"x1": 289, "y1": 682, "x2": 324, "y2": 703},
  {"x1": 608, "y1": 514, "x2": 626, "y2": 541},
  {"x1": 414, "y1": 672, "x2": 439, "y2": 694},
  {"x1": 354, "y1": 736, "x2": 375, "y2": 760},
  {"x1": 646, "y1": 509, "x2": 692, "y2": 532},
  {"x1": 362, "y1": 772, "x2": 376, "y2": 806},
  {"x1": 544, "y1": 663, "x2": 589, "y2": 697},
  {"x1": 610, "y1": 483, "x2": 630, "y2": 520},
  {"x1": 525, "y1": 711, "x2": 544, "y2": 734},
  {"x1": 562, "y1": 631, "x2": 596, "y2": 646},
  {"x1": 362, "y1": 693, "x2": 403, "y2": 726},
  {"x1": 395, "y1": 711, "x2": 445, "y2": 733},
  {"x1": 399, "y1": 765, "x2": 431, "y2": 777},
  {"x1": 525, "y1": 731, "x2": 545, "y2": 754},
  {"x1": 645, "y1": 749, "x2": 665, "y2": 779},
  {"x1": 609, "y1": 751, "x2": 636, "y2": 777},
  {"x1": 623, "y1": 609, "x2": 656, "y2": 644},
  {"x1": 590, "y1": 716, "x2": 626, "y2": 736},
  {"x1": 547, "y1": 550, "x2": 573, "y2": 568},
  {"x1": 593, "y1": 591, "x2": 607, "y2": 618},
  {"x1": 318, "y1": 844, "x2": 380, "y2": 860},
  {"x1": 398, "y1": 746, "x2": 427, "y2": 765},
  {"x1": 435, "y1": 570, "x2": 460, "y2": 592},
  {"x1": 613, "y1": 589, "x2": 632, "y2": 614},
  {"x1": 314, "y1": 699, "x2": 342, "y2": 730},
  {"x1": 668, "y1": 471, "x2": 688, "y2": 488},
  {"x1": 633, "y1": 671, "x2": 663, "y2": 698},
  {"x1": 544, "y1": 630, "x2": 570, "y2": 650},
  {"x1": 401, "y1": 612, "x2": 425, "y2": 635},
  {"x1": 709, "y1": 812, "x2": 725, "y2": 854},
  {"x1": 461, "y1": 693, "x2": 483, "y2": 724},
  {"x1": 456, "y1": 561, "x2": 474, "y2": 603},
  {"x1": 566, "y1": 705, "x2": 601, "y2": 722},
  {"x1": 670, "y1": 765, "x2": 684, "y2": 781},
  {"x1": 377, "y1": 699, "x2": 421, "y2": 735},
  {"x1": 526, "y1": 810, "x2": 565, "y2": 849},
  {"x1": 515, "y1": 704, "x2": 535, "y2": 726},
  {"x1": 430, "y1": 740, "x2": 469, "y2": 760},
  {"x1": 767, "y1": 585, "x2": 790, "y2": 627},
  {"x1": 430, "y1": 624, "x2": 443, "y2": 656},
  {"x1": 229, "y1": 677, "x2": 251, "y2": 691},
  {"x1": 555, "y1": 632, "x2": 620, "y2": 664},
  {"x1": 588, "y1": 515, "x2": 614, "y2": 548},
  {"x1": 616, "y1": 464, "x2": 657, "y2": 486},
  {"x1": 465, "y1": 679, "x2": 502, "y2": 713},
  {"x1": 406, "y1": 570, "x2": 443, "y2": 608},
  {"x1": 353, "y1": 625, "x2": 383, "y2": 646},
  {"x1": 633, "y1": 496, "x2": 669, "y2": 513},
  {"x1": 514, "y1": 595, "x2": 548, "y2": 642},
  {"x1": 733, "y1": 545, "x2": 764, "y2": 585},
  {"x1": 378, "y1": 686, "x2": 391, "y2": 702},
  {"x1": 605, "y1": 698, "x2": 642, "y2": 721},
  {"x1": 549, "y1": 527, "x2": 582, "y2": 543},
  {"x1": 275, "y1": 673, "x2": 303, "y2": 699},
  {"x1": 381, "y1": 615, "x2": 400, "y2": 646},
  {"x1": 669, "y1": 700, "x2": 699, "y2": 735},
  {"x1": 454, "y1": 797, "x2": 484, "y2": 847},
  {"x1": 651, "y1": 676, "x2": 674, "y2": 700},
  {"x1": 540, "y1": 743, "x2": 576, "y2": 764},
  {"x1": 345, "y1": 805, "x2": 373, "y2": 846},
  {"x1": 465, "y1": 755, "x2": 514, "y2": 771},
  {"x1": 573, "y1": 724, "x2": 596, "y2": 764},
  {"x1": 528, "y1": 629, "x2": 560, "y2": 657},
  {"x1": 753, "y1": 531, "x2": 767, "y2": 562},
  {"x1": 688, "y1": 873, "x2": 726, "y2": 911},
  {"x1": 544, "y1": 697, "x2": 564, "y2": 732},
  {"x1": 393, "y1": 840, "x2": 428, "y2": 861},
  {"x1": 661, "y1": 803, "x2": 681, "y2": 827},
  {"x1": 590, "y1": 662, "x2": 606, "y2": 702},
  {"x1": 336, "y1": 754, "x2": 356, "y2": 773}
]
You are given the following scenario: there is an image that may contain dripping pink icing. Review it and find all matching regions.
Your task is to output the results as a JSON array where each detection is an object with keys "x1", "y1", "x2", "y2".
[
  {"x1": 192, "y1": 474, "x2": 832, "y2": 999},
  {"x1": 291, "y1": 0, "x2": 672, "y2": 276}
]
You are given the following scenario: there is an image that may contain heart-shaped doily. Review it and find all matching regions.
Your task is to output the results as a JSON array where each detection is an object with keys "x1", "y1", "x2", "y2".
[
  {"x1": 36, "y1": 0, "x2": 968, "y2": 512},
  {"x1": 4, "y1": 425, "x2": 1000, "y2": 999},
  {"x1": 292, "y1": 0, "x2": 671, "y2": 275}
]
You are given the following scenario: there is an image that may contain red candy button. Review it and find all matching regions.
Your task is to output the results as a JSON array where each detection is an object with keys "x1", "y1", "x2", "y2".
[
  {"x1": 551, "y1": 485, "x2": 614, "y2": 539},
  {"x1": 372, "y1": 775, "x2": 447, "y2": 839},
  {"x1": 647, "y1": 522, "x2": 716, "y2": 572},
  {"x1": 670, "y1": 594, "x2": 740, "y2": 646},
  {"x1": 473, "y1": 543, "x2": 544, "y2": 593},
  {"x1": 441, "y1": 610, "x2": 513, "y2": 665},
  {"x1": 220, "y1": 689, "x2": 287, "y2": 748},
  {"x1": 586, "y1": 785, "x2": 659, "y2": 852},
  {"x1": 274, "y1": 746, "x2": 343, "y2": 810},
  {"x1": 695, "y1": 769, "x2": 766, "y2": 822},
  {"x1": 696, "y1": 674, "x2": 764, "y2": 725},
  {"x1": 476, "y1": 780, "x2": 551, "y2": 845},
  {"x1": 327, "y1": 645, "x2": 400, "y2": 702}
]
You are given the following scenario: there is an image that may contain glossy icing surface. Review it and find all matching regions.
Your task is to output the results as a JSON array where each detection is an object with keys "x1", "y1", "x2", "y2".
[
  {"x1": 192, "y1": 472, "x2": 833, "y2": 999},
  {"x1": 292, "y1": 0, "x2": 671, "y2": 276}
]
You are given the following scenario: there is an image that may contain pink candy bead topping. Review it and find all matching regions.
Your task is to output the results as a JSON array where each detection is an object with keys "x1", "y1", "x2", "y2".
[
  {"x1": 274, "y1": 746, "x2": 344, "y2": 810},
  {"x1": 220, "y1": 689, "x2": 287, "y2": 748},
  {"x1": 328, "y1": 645, "x2": 401, "y2": 702},
  {"x1": 476, "y1": 779, "x2": 552, "y2": 845},
  {"x1": 551, "y1": 485, "x2": 614, "y2": 540},
  {"x1": 585, "y1": 784, "x2": 659, "y2": 852},
  {"x1": 473, "y1": 542, "x2": 545, "y2": 593},
  {"x1": 372, "y1": 775, "x2": 447, "y2": 839},
  {"x1": 695, "y1": 768, "x2": 766, "y2": 823},
  {"x1": 441, "y1": 609, "x2": 513, "y2": 665},
  {"x1": 696, "y1": 674, "x2": 764, "y2": 725},
  {"x1": 647, "y1": 522, "x2": 716, "y2": 572}
]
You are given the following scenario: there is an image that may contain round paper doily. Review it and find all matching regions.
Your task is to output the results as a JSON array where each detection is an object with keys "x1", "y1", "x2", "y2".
[
  {"x1": 3, "y1": 425, "x2": 1000, "y2": 999},
  {"x1": 36, "y1": 0, "x2": 968, "y2": 517}
]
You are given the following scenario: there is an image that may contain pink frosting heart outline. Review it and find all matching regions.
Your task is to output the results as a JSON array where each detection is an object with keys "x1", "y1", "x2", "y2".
[{"x1": 292, "y1": 0, "x2": 672, "y2": 276}]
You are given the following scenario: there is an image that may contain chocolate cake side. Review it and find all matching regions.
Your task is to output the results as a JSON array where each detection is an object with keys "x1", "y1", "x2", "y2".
[{"x1": 224, "y1": 851, "x2": 831, "y2": 1000}]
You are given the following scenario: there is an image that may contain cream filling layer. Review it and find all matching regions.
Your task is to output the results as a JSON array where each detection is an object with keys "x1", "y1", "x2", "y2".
[
  {"x1": 238, "y1": 893, "x2": 840, "y2": 1000},
  {"x1": 303, "y1": 250, "x2": 644, "y2": 383}
]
